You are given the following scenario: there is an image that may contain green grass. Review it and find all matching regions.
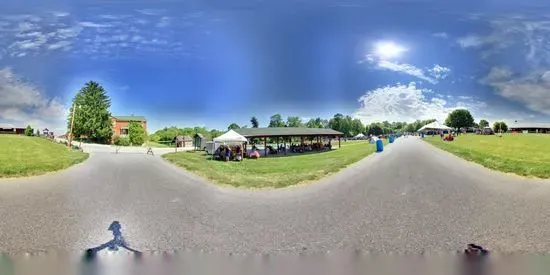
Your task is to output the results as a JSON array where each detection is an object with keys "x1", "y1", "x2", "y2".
[
  {"x1": 424, "y1": 134, "x2": 550, "y2": 178},
  {"x1": 144, "y1": 141, "x2": 171, "y2": 148},
  {"x1": 0, "y1": 135, "x2": 89, "y2": 178},
  {"x1": 163, "y1": 140, "x2": 387, "y2": 188}
]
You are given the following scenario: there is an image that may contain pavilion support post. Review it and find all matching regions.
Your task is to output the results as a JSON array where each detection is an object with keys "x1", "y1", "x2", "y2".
[
  {"x1": 338, "y1": 136, "x2": 341, "y2": 148},
  {"x1": 277, "y1": 137, "x2": 279, "y2": 152},
  {"x1": 264, "y1": 137, "x2": 267, "y2": 157},
  {"x1": 283, "y1": 138, "x2": 287, "y2": 156}
]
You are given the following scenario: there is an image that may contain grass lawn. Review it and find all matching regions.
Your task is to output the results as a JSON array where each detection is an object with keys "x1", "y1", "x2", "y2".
[
  {"x1": 0, "y1": 135, "x2": 89, "y2": 178},
  {"x1": 163, "y1": 140, "x2": 387, "y2": 188},
  {"x1": 144, "y1": 141, "x2": 171, "y2": 148},
  {"x1": 424, "y1": 134, "x2": 550, "y2": 178}
]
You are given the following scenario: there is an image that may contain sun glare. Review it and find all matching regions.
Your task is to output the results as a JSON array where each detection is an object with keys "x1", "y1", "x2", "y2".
[{"x1": 374, "y1": 41, "x2": 407, "y2": 59}]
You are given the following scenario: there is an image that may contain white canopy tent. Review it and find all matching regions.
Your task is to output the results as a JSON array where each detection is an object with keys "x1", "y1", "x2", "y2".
[
  {"x1": 354, "y1": 133, "x2": 365, "y2": 139},
  {"x1": 213, "y1": 129, "x2": 248, "y2": 143},
  {"x1": 210, "y1": 130, "x2": 248, "y2": 160},
  {"x1": 418, "y1": 121, "x2": 453, "y2": 132}
]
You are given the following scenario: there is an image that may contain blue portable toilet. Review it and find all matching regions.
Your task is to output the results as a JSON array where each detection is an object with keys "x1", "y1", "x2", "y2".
[
  {"x1": 376, "y1": 139, "x2": 384, "y2": 152},
  {"x1": 389, "y1": 135, "x2": 395, "y2": 143}
]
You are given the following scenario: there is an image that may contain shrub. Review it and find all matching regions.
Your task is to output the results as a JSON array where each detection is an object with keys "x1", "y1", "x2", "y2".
[
  {"x1": 128, "y1": 121, "x2": 146, "y2": 146},
  {"x1": 113, "y1": 135, "x2": 130, "y2": 146},
  {"x1": 24, "y1": 125, "x2": 34, "y2": 136}
]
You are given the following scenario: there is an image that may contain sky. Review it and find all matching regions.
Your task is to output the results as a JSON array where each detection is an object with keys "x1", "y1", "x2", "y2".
[{"x1": 1, "y1": 0, "x2": 550, "y2": 134}]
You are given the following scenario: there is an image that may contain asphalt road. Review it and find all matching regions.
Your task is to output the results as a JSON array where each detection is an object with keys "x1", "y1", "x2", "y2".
[{"x1": 1, "y1": 137, "x2": 550, "y2": 255}]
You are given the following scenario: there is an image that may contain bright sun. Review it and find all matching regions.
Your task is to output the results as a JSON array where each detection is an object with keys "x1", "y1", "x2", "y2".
[{"x1": 374, "y1": 41, "x2": 407, "y2": 59}]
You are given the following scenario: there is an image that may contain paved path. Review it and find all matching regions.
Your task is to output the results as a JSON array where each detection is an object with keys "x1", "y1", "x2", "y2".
[{"x1": 1, "y1": 137, "x2": 550, "y2": 254}]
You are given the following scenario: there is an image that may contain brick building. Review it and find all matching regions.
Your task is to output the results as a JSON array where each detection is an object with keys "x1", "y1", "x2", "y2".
[{"x1": 111, "y1": 115, "x2": 147, "y2": 142}]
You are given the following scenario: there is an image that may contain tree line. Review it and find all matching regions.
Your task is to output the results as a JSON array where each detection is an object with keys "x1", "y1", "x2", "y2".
[
  {"x1": 225, "y1": 114, "x2": 439, "y2": 137},
  {"x1": 444, "y1": 109, "x2": 508, "y2": 133},
  {"x1": 65, "y1": 81, "x2": 511, "y2": 146}
]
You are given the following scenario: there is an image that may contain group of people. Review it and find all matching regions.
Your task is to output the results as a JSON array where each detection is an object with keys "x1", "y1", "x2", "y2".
[
  {"x1": 213, "y1": 144, "x2": 243, "y2": 162},
  {"x1": 213, "y1": 140, "x2": 336, "y2": 161},
  {"x1": 288, "y1": 142, "x2": 331, "y2": 153}
]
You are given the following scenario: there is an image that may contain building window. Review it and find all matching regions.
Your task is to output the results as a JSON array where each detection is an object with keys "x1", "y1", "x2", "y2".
[{"x1": 120, "y1": 128, "x2": 128, "y2": 136}]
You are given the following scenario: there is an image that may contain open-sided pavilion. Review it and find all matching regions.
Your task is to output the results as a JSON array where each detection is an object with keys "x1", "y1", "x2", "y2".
[{"x1": 233, "y1": 127, "x2": 344, "y2": 156}]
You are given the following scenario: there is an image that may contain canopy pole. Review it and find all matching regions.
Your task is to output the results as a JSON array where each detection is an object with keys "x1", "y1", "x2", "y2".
[{"x1": 264, "y1": 137, "x2": 267, "y2": 157}]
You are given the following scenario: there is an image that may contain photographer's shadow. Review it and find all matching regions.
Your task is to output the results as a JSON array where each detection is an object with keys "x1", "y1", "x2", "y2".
[{"x1": 84, "y1": 221, "x2": 142, "y2": 260}]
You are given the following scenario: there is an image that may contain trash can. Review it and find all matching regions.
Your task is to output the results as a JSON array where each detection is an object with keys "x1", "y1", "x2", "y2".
[
  {"x1": 389, "y1": 135, "x2": 395, "y2": 143},
  {"x1": 376, "y1": 139, "x2": 384, "y2": 152}
]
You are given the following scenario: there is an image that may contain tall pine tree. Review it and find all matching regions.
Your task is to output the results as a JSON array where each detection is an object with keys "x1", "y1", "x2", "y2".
[{"x1": 68, "y1": 81, "x2": 113, "y2": 144}]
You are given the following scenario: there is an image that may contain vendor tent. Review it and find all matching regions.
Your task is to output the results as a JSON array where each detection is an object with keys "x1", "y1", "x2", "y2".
[
  {"x1": 213, "y1": 129, "x2": 248, "y2": 143},
  {"x1": 354, "y1": 133, "x2": 365, "y2": 139},
  {"x1": 418, "y1": 121, "x2": 453, "y2": 132}
]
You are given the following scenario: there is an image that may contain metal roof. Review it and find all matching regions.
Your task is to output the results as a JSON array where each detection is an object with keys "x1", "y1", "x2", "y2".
[
  {"x1": 509, "y1": 122, "x2": 550, "y2": 129},
  {"x1": 0, "y1": 123, "x2": 15, "y2": 129},
  {"x1": 234, "y1": 127, "x2": 343, "y2": 137},
  {"x1": 112, "y1": 116, "x2": 146, "y2": 121}
]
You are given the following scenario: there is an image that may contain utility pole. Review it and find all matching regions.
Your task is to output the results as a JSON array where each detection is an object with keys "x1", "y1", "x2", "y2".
[{"x1": 68, "y1": 103, "x2": 77, "y2": 149}]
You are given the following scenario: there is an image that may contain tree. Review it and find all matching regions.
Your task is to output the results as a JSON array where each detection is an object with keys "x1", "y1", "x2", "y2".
[
  {"x1": 306, "y1": 117, "x2": 328, "y2": 128},
  {"x1": 444, "y1": 109, "x2": 475, "y2": 129},
  {"x1": 479, "y1": 119, "x2": 489, "y2": 128},
  {"x1": 404, "y1": 123, "x2": 415, "y2": 133},
  {"x1": 35, "y1": 129, "x2": 40, "y2": 137},
  {"x1": 493, "y1": 121, "x2": 508, "y2": 133},
  {"x1": 286, "y1": 116, "x2": 304, "y2": 127},
  {"x1": 350, "y1": 119, "x2": 364, "y2": 136},
  {"x1": 24, "y1": 125, "x2": 33, "y2": 136},
  {"x1": 250, "y1": 117, "x2": 259, "y2": 128},
  {"x1": 68, "y1": 81, "x2": 113, "y2": 144},
  {"x1": 128, "y1": 121, "x2": 146, "y2": 146},
  {"x1": 210, "y1": 129, "x2": 224, "y2": 139},
  {"x1": 366, "y1": 123, "x2": 383, "y2": 136},
  {"x1": 268, "y1": 114, "x2": 286, "y2": 127},
  {"x1": 328, "y1": 113, "x2": 344, "y2": 132},
  {"x1": 228, "y1": 123, "x2": 240, "y2": 130}
]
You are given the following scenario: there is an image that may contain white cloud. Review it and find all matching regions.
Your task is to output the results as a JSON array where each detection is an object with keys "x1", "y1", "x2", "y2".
[
  {"x1": 99, "y1": 15, "x2": 118, "y2": 20},
  {"x1": 131, "y1": 35, "x2": 143, "y2": 42},
  {"x1": 1, "y1": 11, "x2": 196, "y2": 59},
  {"x1": 135, "y1": 19, "x2": 148, "y2": 25},
  {"x1": 137, "y1": 9, "x2": 164, "y2": 16},
  {"x1": 16, "y1": 22, "x2": 38, "y2": 32},
  {"x1": 483, "y1": 67, "x2": 550, "y2": 115},
  {"x1": 353, "y1": 82, "x2": 485, "y2": 123},
  {"x1": 157, "y1": 16, "x2": 170, "y2": 28},
  {"x1": 52, "y1": 27, "x2": 82, "y2": 39},
  {"x1": 429, "y1": 64, "x2": 451, "y2": 80},
  {"x1": 15, "y1": 31, "x2": 42, "y2": 38},
  {"x1": 47, "y1": 40, "x2": 72, "y2": 50},
  {"x1": 0, "y1": 68, "x2": 66, "y2": 133},
  {"x1": 360, "y1": 44, "x2": 451, "y2": 84},
  {"x1": 52, "y1": 12, "x2": 69, "y2": 17},
  {"x1": 456, "y1": 35, "x2": 486, "y2": 48},
  {"x1": 433, "y1": 32, "x2": 449, "y2": 39},
  {"x1": 79, "y1": 21, "x2": 112, "y2": 28},
  {"x1": 9, "y1": 33, "x2": 48, "y2": 51},
  {"x1": 482, "y1": 66, "x2": 513, "y2": 82},
  {"x1": 377, "y1": 59, "x2": 437, "y2": 84}
]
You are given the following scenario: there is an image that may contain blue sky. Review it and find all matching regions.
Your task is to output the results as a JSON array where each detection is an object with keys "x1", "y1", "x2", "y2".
[{"x1": 1, "y1": 0, "x2": 550, "y2": 133}]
